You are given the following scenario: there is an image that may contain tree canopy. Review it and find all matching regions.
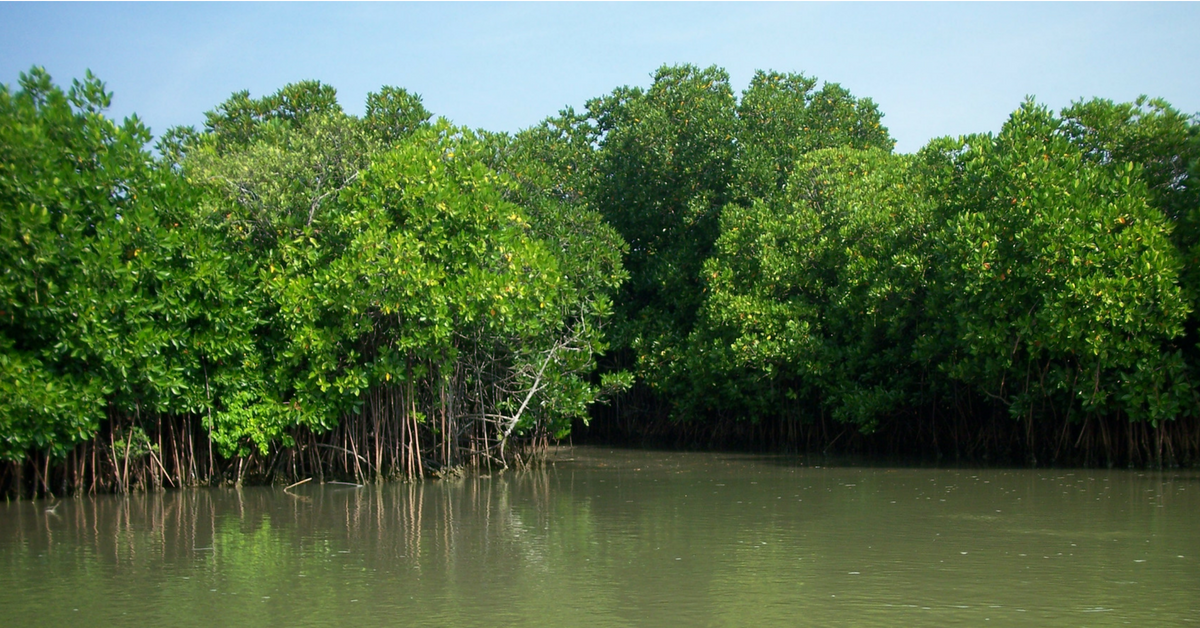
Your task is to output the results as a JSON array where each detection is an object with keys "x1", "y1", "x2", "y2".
[{"x1": 3, "y1": 63, "x2": 1199, "y2": 497}]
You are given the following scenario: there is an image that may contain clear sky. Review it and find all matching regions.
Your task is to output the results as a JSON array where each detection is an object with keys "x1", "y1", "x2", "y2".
[{"x1": 2, "y1": 2, "x2": 1197, "y2": 154}]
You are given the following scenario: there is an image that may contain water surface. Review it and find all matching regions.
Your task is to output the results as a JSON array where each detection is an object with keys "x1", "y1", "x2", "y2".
[{"x1": 2, "y1": 447, "x2": 1197, "y2": 626}]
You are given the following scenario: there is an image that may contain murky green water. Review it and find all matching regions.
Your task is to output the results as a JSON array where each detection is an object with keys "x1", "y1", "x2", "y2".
[{"x1": 2, "y1": 447, "x2": 1197, "y2": 627}]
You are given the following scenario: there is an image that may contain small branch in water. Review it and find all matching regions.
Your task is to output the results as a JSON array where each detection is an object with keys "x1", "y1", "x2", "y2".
[{"x1": 284, "y1": 477, "x2": 312, "y2": 491}]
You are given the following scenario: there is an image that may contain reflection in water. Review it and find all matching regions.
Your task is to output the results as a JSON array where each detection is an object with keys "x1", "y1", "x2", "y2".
[{"x1": 1, "y1": 448, "x2": 1198, "y2": 627}]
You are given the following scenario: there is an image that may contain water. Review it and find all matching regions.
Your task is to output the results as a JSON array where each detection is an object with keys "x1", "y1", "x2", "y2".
[{"x1": 1, "y1": 447, "x2": 1197, "y2": 627}]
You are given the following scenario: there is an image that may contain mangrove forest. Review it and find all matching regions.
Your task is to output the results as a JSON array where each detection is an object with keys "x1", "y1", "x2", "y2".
[{"x1": 3, "y1": 64, "x2": 1199, "y2": 498}]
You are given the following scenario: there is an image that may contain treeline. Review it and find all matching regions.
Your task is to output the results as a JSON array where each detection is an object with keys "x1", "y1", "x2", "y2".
[
  {"x1": 2, "y1": 64, "x2": 1198, "y2": 497},
  {"x1": 571, "y1": 66, "x2": 1200, "y2": 468},
  {"x1": 2, "y1": 68, "x2": 626, "y2": 496}
]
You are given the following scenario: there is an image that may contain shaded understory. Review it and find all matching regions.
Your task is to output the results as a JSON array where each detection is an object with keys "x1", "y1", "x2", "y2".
[{"x1": 576, "y1": 389, "x2": 1200, "y2": 470}]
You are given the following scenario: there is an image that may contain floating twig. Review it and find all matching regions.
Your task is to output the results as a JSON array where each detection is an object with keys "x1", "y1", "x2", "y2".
[{"x1": 284, "y1": 477, "x2": 312, "y2": 491}]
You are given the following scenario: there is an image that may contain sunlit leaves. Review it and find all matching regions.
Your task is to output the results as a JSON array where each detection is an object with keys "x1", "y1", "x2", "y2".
[
  {"x1": 700, "y1": 148, "x2": 931, "y2": 428},
  {"x1": 0, "y1": 68, "x2": 192, "y2": 458},
  {"x1": 922, "y1": 100, "x2": 1192, "y2": 423}
]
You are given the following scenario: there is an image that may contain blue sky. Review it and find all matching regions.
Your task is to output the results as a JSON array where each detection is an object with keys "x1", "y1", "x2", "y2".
[{"x1": 2, "y1": 2, "x2": 1197, "y2": 154}]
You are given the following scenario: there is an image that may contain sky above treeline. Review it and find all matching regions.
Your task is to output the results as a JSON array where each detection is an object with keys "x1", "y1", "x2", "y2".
[{"x1": 2, "y1": 2, "x2": 1197, "y2": 154}]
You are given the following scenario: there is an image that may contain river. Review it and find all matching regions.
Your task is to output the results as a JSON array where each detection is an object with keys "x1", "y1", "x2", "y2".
[{"x1": 1, "y1": 447, "x2": 1197, "y2": 626}]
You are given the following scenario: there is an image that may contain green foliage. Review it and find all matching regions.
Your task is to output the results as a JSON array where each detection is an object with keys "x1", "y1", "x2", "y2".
[
  {"x1": 1, "y1": 70, "x2": 626, "y2": 463},
  {"x1": 1060, "y1": 98, "x2": 1200, "y2": 379},
  {"x1": 587, "y1": 64, "x2": 739, "y2": 388},
  {"x1": 921, "y1": 101, "x2": 1192, "y2": 423},
  {"x1": 700, "y1": 148, "x2": 932, "y2": 428},
  {"x1": 364, "y1": 86, "x2": 432, "y2": 147},
  {"x1": 0, "y1": 68, "x2": 200, "y2": 459},
  {"x1": 5, "y1": 63, "x2": 1198, "y2": 473},
  {"x1": 1061, "y1": 97, "x2": 1199, "y2": 230},
  {"x1": 188, "y1": 111, "x2": 375, "y2": 240},
  {"x1": 573, "y1": 64, "x2": 899, "y2": 419},
  {"x1": 615, "y1": 82, "x2": 1195, "y2": 437},
  {"x1": 203, "y1": 80, "x2": 342, "y2": 149},
  {"x1": 736, "y1": 71, "x2": 893, "y2": 199},
  {"x1": 481, "y1": 113, "x2": 632, "y2": 432},
  {"x1": 182, "y1": 81, "x2": 627, "y2": 454}
]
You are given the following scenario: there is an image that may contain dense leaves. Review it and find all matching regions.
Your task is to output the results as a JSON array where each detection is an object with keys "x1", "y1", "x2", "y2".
[
  {"x1": 2, "y1": 71, "x2": 625, "y2": 474},
  {"x1": 702, "y1": 148, "x2": 933, "y2": 428},
  {"x1": 922, "y1": 102, "x2": 1192, "y2": 428},
  {"x1": 3, "y1": 63, "x2": 1198, "y2": 486},
  {"x1": 0, "y1": 68, "x2": 198, "y2": 460},
  {"x1": 181, "y1": 84, "x2": 625, "y2": 457},
  {"x1": 570, "y1": 65, "x2": 1197, "y2": 462}
]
